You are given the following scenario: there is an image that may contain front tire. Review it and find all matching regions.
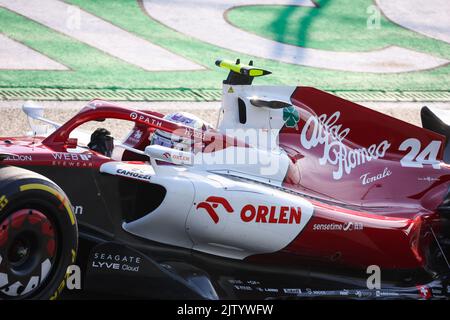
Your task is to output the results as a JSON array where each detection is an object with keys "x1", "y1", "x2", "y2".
[{"x1": 0, "y1": 166, "x2": 78, "y2": 299}]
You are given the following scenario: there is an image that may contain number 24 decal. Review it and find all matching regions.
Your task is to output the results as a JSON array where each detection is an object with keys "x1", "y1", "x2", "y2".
[{"x1": 399, "y1": 138, "x2": 441, "y2": 169}]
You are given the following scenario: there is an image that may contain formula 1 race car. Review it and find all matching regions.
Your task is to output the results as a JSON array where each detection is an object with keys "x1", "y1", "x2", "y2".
[{"x1": 0, "y1": 59, "x2": 449, "y2": 300}]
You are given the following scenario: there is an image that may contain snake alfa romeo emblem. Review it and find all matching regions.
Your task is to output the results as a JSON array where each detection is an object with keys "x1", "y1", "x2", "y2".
[{"x1": 196, "y1": 196, "x2": 234, "y2": 224}]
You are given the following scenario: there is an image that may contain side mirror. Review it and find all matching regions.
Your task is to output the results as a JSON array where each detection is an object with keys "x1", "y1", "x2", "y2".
[
  {"x1": 22, "y1": 100, "x2": 44, "y2": 119},
  {"x1": 145, "y1": 145, "x2": 193, "y2": 166},
  {"x1": 22, "y1": 101, "x2": 60, "y2": 136}
]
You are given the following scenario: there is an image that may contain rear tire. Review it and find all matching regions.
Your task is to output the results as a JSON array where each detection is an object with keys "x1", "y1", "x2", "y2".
[{"x1": 0, "y1": 166, "x2": 78, "y2": 299}]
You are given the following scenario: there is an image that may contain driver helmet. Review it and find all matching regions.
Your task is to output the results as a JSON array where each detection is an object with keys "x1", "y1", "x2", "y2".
[
  {"x1": 150, "y1": 112, "x2": 211, "y2": 151},
  {"x1": 88, "y1": 128, "x2": 114, "y2": 157}
]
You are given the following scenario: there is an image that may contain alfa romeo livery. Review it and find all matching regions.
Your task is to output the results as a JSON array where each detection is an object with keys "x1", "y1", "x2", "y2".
[{"x1": 0, "y1": 59, "x2": 448, "y2": 299}]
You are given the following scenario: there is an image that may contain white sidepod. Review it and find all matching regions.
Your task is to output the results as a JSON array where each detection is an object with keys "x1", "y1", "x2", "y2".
[{"x1": 186, "y1": 172, "x2": 314, "y2": 259}]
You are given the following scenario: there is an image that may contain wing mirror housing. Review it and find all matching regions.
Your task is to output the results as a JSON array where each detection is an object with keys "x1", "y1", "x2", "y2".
[
  {"x1": 22, "y1": 100, "x2": 45, "y2": 119},
  {"x1": 22, "y1": 101, "x2": 60, "y2": 136},
  {"x1": 145, "y1": 145, "x2": 193, "y2": 166}
]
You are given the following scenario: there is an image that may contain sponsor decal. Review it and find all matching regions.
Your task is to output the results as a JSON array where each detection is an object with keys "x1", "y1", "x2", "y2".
[
  {"x1": 300, "y1": 111, "x2": 391, "y2": 180},
  {"x1": 283, "y1": 288, "x2": 302, "y2": 294},
  {"x1": 418, "y1": 176, "x2": 440, "y2": 182},
  {"x1": 52, "y1": 152, "x2": 93, "y2": 167},
  {"x1": 339, "y1": 289, "x2": 350, "y2": 296},
  {"x1": 312, "y1": 221, "x2": 363, "y2": 231},
  {"x1": 161, "y1": 151, "x2": 191, "y2": 163},
  {"x1": 283, "y1": 105, "x2": 300, "y2": 128},
  {"x1": 91, "y1": 252, "x2": 141, "y2": 273},
  {"x1": 240, "y1": 205, "x2": 302, "y2": 224},
  {"x1": 228, "y1": 279, "x2": 244, "y2": 285},
  {"x1": 53, "y1": 153, "x2": 91, "y2": 161},
  {"x1": 308, "y1": 289, "x2": 327, "y2": 296},
  {"x1": 431, "y1": 287, "x2": 442, "y2": 295},
  {"x1": 360, "y1": 167, "x2": 392, "y2": 185},
  {"x1": 116, "y1": 168, "x2": 151, "y2": 181},
  {"x1": 5, "y1": 154, "x2": 32, "y2": 161},
  {"x1": 374, "y1": 291, "x2": 400, "y2": 297},
  {"x1": 399, "y1": 138, "x2": 441, "y2": 169},
  {"x1": 132, "y1": 129, "x2": 143, "y2": 140},
  {"x1": 183, "y1": 127, "x2": 206, "y2": 140},
  {"x1": 196, "y1": 196, "x2": 302, "y2": 225},
  {"x1": 234, "y1": 285, "x2": 253, "y2": 291},
  {"x1": 417, "y1": 285, "x2": 432, "y2": 299},
  {"x1": 127, "y1": 129, "x2": 144, "y2": 145},
  {"x1": 300, "y1": 112, "x2": 443, "y2": 180},
  {"x1": 196, "y1": 196, "x2": 234, "y2": 224},
  {"x1": 173, "y1": 153, "x2": 191, "y2": 162},
  {"x1": 130, "y1": 112, "x2": 163, "y2": 128}
]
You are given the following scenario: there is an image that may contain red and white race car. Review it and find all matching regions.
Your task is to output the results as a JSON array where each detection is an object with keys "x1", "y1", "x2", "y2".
[{"x1": 0, "y1": 59, "x2": 448, "y2": 299}]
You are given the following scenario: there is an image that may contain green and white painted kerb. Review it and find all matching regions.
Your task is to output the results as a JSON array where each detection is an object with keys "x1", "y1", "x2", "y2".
[{"x1": 0, "y1": 0, "x2": 448, "y2": 101}]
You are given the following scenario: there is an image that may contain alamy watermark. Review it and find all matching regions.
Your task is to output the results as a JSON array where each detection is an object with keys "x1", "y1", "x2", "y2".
[
  {"x1": 66, "y1": 264, "x2": 82, "y2": 290},
  {"x1": 366, "y1": 5, "x2": 381, "y2": 30},
  {"x1": 366, "y1": 265, "x2": 381, "y2": 290},
  {"x1": 66, "y1": 5, "x2": 81, "y2": 31},
  {"x1": 167, "y1": 128, "x2": 284, "y2": 176}
]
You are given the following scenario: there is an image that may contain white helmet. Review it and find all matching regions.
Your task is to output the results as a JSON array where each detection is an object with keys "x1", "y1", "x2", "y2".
[{"x1": 150, "y1": 112, "x2": 211, "y2": 151}]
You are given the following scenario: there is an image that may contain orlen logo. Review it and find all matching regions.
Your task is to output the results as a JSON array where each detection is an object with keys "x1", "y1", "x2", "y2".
[
  {"x1": 196, "y1": 197, "x2": 302, "y2": 225},
  {"x1": 162, "y1": 151, "x2": 191, "y2": 163},
  {"x1": 241, "y1": 205, "x2": 301, "y2": 224},
  {"x1": 162, "y1": 152, "x2": 171, "y2": 159},
  {"x1": 196, "y1": 196, "x2": 234, "y2": 224}
]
